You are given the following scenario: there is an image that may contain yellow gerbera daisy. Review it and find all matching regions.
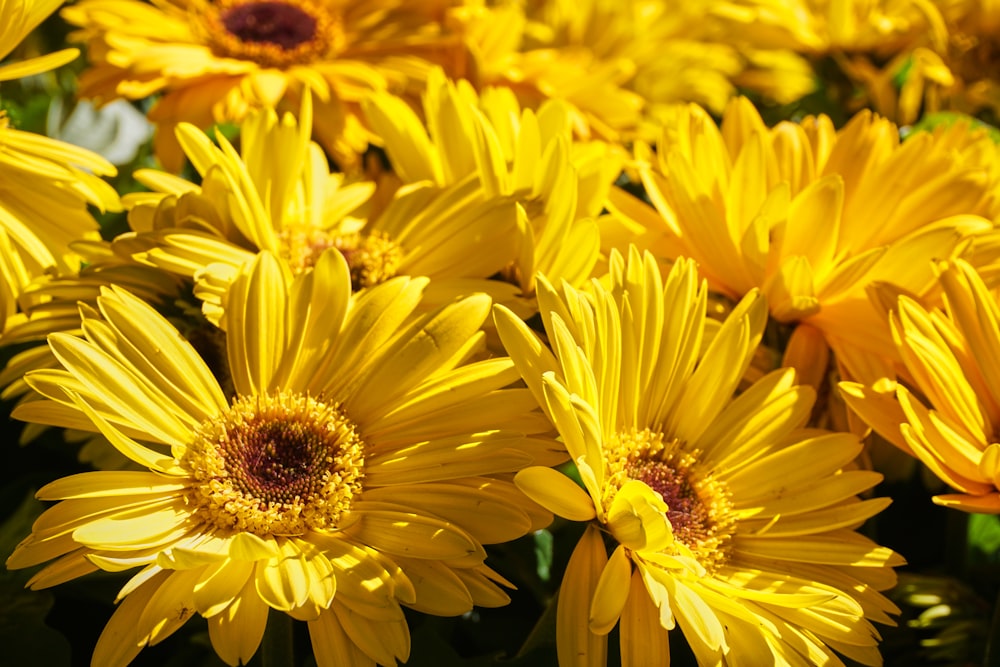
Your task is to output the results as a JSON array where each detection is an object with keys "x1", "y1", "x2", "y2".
[
  {"x1": 7, "y1": 248, "x2": 559, "y2": 666},
  {"x1": 363, "y1": 68, "x2": 620, "y2": 308},
  {"x1": 716, "y1": 0, "x2": 950, "y2": 123},
  {"x1": 495, "y1": 247, "x2": 902, "y2": 666},
  {"x1": 0, "y1": 0, "x2": 121, "y2": 332},
  {"x1": 842, "y1": 258, "x2": 1000, "y2": 514},
  {"x1": 114, "y1": 93, "x2": 378, "y2": 324},
  {"x1": 605, "y1": 96, "x2": 993, "y2": 417},
  {"x1": 62, "y1": 0, "x2": 462, "y2": 170},
  {"x1": 449, "y1": 0, "x2": 815, "y2": 144},
  {"x1": 0, "y1": 0, "x2": 79, "y2": 80}
]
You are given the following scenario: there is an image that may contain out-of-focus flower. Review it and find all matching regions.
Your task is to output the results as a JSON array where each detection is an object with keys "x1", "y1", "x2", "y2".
[
  {"x1": 496, "y1": 247, "x2": 901, "y2": 667},
  {"x1": 448, "y1": 0, "x2": 815, "y2": 145},
  {"x1": 7, "y1": 249, "x2": 558, "y2": 666},
  {"x1": 714, "y1": 0, "x2": 950, "y2": 123},
  {"x1": 925, "y1": 0, "x2": 1000, "y2": 123},
  {"x1": 0, "y1": 0, "x2": 79, "y2": 81},
  {"x1": 842, "y1": 259, "x2": 1000, "y2": 513},
  {"x1": 605, "y1": 97, "x2": 994, "y2": 428},
  {"x1": 61, "y1": 0, "x2": 463, "y2": 170}
]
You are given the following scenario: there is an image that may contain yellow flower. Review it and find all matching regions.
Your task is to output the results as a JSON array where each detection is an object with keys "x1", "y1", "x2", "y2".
[
  {"x1": 496, "y1": 247, "x2": 902, "y2": 666},
  {"x1": 606, "y1": 97, "x2": 993, "y2": 411},
  {"x1": 0, "y1": 0, "x2": 79, "y2": 80},
  {"x1": 364, "y1": 68, "x2": 620, "y2": 309},
  {"x1": 0, "y1": 0, "x2": 121, "y2": 332},
  {"x1": 925, "y1": 0, "x2": 1000, "y2": 122},
  {"x1": 62, "y1": 0, "x2": 461, "y2": 170},
  {"x1": 718, "y1": 0, "x2": 950, "y2": 123},
  {"x1": 449, "y1": 0, "x2": 814, "y2": 143},
  {"x1": 7, "y1": 248, "x2": 558, "y2": 666},
  {"x1": 115, "y1": 94, "x2": 376, "y2": 324},
  {"x1": 842, "y1": 258, "x2": 1000, "y2": 514}
]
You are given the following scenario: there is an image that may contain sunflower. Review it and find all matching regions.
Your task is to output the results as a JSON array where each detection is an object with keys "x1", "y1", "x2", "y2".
[
  {"x1": 842, "y1": 258, "x2": 1000, "y2": 514},
  {"x1": 7, "y1": 247, "x2": 559, "y2": 666},
  {"x1": 62, "y1": 0, "x2": 463, "y2": 171},
  {"x1": 495, "y1": 246, "x2": 902, "y2": 666},
  {"x1": 604, "y1": 96, "x2": 994, "y2": 426},
  {"x1": 0, "y1": 0, "x2": 121, "y2": 332}
]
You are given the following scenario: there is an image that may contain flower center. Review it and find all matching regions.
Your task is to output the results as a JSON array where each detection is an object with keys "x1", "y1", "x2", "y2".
[
  {"x1": 203, "y1": 0, "x2": 343, "y2": 67},
  {"x1": 183, "y1": 390, "x2": 364, "y2": 536},
  {"x1": 607, "y1": 428, "x2": 734, "y2": 570},
  {"x1": 223, "y1": 1, "x2": 315, "y2": 50},
  {"x1": 279, "y1": 226, "x2": 402, "y2": 289}
]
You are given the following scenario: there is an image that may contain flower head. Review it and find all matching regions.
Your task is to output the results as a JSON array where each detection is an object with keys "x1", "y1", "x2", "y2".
[
  {"x1": 496, "y1": 247, "x2": 902, "y2": 665},
  {"x1": 62, "y1": 0, "x2": 461, "y2": 169},
  {"x1": 114, "y1": 94, "x2": 376, "y2": 324},
  {"x1": 8, "y1": 248, "x2": 558, "y2": 666},
  {"x1": 842, "y1": 258, "x2": 1000, "y2": 513},
  {"x1": 606, "y1": 97, "x2": 994, "y2": 410}
]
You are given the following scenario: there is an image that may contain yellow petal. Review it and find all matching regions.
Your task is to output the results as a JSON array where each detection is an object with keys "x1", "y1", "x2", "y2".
[
  {"x1": 589, "y1": 544, "x2": 632, "y2": 635},
  {"x1": 206, "y1": 577, "x2": 269, "y2": 666},
  {"x1": 620, "y1": 569, "x2": 670, "y2": 667},
  {"x1": 515, "y1": 466, "x2": 596, "y2": 522},
  {"x1": 607, "y1": 480, "x2": 673, "y2": 553},
  {"x1": 557, "y1": 525, "x2": 608, "y2": 667}
]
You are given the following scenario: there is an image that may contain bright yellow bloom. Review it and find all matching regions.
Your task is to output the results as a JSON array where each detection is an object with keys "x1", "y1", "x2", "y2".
[
  {"x1": 62, "y1": 0, "x2": 462, "y2": 170},
  {"x1": 0, "y1": 0, "x2": 121, "y2": 332},
  {"x1": 0, "y1": 0, "x2": 79, "y2": 80},
  {"x1": 114, "y1": 94, "x2": 376, "y2": 324},
  {"x1": 842, "y1": 258, "x2": 1000, "y2": 513},
  {"x1": 450, "y1": 0, "x2": 815, "y2": 143},
  {"x1": 717, "y1": 0, "x2": 950, "y2": 123},
  {"x1": 8, "y1": 248, "x2": 558, "y2": 666},
  {"x1": 496, "y1": 247, "x2": 902, "y2": 666},
  {"x1": 364, "y1": 68, "x2": 620, "y2": 310},
  {"x1": 923, "y1": 0, "x2": 1000, "y2": 122},
  {"x1": 606, "y1": 97, "x2": 993, "y2": 409}
]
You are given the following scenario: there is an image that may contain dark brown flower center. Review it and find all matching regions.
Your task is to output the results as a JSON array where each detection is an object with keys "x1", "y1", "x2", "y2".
[
  {"x1": 184, "y1": 391, "x2": 364, "y2": 536},
  {"x1": 221, "y1": 1, "x2": 316, "y2": 50},
  {"x1": 605, "y1": 428, "x2": 734, "y2": 570},
  {"x1": 203, "y1": 0, "x2": 342, "y2": 68}
]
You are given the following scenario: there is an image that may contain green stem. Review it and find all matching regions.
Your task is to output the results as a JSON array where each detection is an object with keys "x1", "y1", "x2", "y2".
[{"x1": 261, "y1": 612, "x2": 295, "y2": 667}]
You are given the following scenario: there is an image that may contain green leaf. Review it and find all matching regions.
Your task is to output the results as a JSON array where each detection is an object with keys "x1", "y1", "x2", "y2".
[{"x1": 534, "y1": 529, "x2": 554, "y2": 582}]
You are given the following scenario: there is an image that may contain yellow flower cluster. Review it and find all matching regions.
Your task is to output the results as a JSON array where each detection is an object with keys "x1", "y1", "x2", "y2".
[{"x1": 2, "y1": 0, "x2": 1000, "y2": 666}]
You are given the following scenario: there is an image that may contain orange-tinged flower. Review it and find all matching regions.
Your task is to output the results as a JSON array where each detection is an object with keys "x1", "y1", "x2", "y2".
[
  {"x1": 605, "y1": 96, "x2": 993, "y2": 422},
  {"x1": 62, "y1": 0, "x2": 463, "y2": 170}
]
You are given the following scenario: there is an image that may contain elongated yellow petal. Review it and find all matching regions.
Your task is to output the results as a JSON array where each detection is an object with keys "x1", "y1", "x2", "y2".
[
  {"x1": 590, "y1": 544, "x2": 632, "y2": 634},
  {"x1": 206, "y1": 578, "x2": 269, "y2": 666},
  {"x1": 620, "y1": 569, "x2": 671, "y2": 667},
  {"x1": 515, "y1": 466, "x2": 596, "y2": 522},
  {"x1": 558, "y1": 525, "x2": 608, "y2": 667}
]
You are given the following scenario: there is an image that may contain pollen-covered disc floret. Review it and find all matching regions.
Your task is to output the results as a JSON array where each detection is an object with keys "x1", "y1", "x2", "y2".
[
  {"x1": 607, "y1": 428, "x2": 734, "y2": 571},
  {"x1": 202, "y1": 0, "x2": 344, "y2": 67},
  {"x1": 279, "y1": 224, "x2": 402, "y2": 289},
  {"x1": 183, "y1": 390, "x2": 364, "y2": 536}
]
